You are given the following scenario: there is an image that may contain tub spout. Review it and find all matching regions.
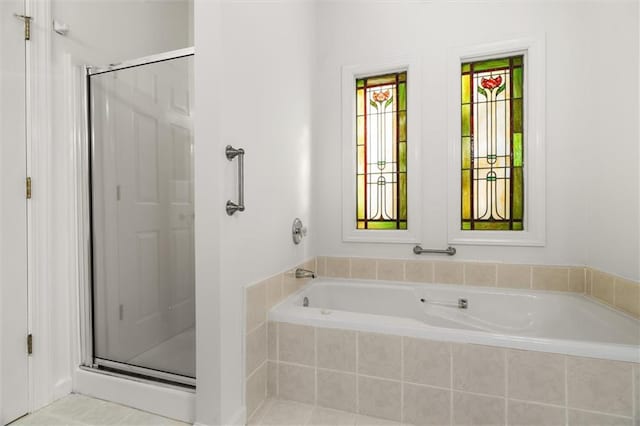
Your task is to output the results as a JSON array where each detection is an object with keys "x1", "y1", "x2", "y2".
[{"x1": 295, "y1": 268, "x2": 316, "y2": 279}]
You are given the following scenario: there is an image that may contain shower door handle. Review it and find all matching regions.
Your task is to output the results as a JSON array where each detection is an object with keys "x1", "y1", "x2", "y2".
[{"x1": 226, "y1": 145, "x2": 245, "y2": 215}]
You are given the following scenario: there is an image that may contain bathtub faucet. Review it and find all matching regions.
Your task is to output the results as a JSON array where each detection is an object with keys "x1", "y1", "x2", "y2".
[{"x1": 295, "y1": 268, "x2": 316, "y2": 279}]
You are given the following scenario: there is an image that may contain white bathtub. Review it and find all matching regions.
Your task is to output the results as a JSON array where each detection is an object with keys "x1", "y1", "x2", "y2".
[{"x1": 269, "y1": 278, "x2": 640, "y2": 363}]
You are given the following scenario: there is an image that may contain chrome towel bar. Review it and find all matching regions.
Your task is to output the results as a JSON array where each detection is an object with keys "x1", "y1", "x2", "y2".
[
  {"x1": 226, "y1": 145, "x2": 245, "y2": 215},
  {"x1": 413, "y1": 245, "x2": 456, "y2": 256}
]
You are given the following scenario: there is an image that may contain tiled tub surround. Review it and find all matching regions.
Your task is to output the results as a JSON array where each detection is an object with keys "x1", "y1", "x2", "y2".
[
  {"x1": 266, "y1": 323, "x2": 639, "y2": 425},
  {"x1": 245, "y1": 257, "x2": 640, "y2": 423},
  {"x1": 245, "y1": 259, "x2": 316, "y2": 422},
  {"x1": 316, "y1": 257, "x2": 640, "y2": 319}
]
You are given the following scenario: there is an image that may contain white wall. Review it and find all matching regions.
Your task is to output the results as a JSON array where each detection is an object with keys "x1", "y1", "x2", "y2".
[
  {"x1": 217, "y1": 1, "x2": 314, "y2": 421},
  {"x1": 48, "y1": 0, "x2": 192, "y2": 408},
  {"x1": 312, "y1": 0, "x2": 639, "y2": 280}
]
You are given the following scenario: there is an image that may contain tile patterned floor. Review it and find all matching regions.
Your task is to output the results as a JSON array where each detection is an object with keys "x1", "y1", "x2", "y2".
[
  {"x1": 249, "y1": 399, "x2": 401, "y2": 426},
  {"x1": 10, "y1": 394, "x2": 189, "y2": 426}
]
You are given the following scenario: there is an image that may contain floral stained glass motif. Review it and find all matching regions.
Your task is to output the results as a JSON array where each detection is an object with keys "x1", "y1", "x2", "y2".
[
  {"x1": 356, "y1": 72, "x2": 407, "y2": 230},
  {"x1": 461, "y1": 56, "x2": 524, "y2": 231}
]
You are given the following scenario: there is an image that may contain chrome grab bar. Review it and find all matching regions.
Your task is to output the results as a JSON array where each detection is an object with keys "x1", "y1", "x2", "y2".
[
  {"x1": 226, "y1": 145, "x2": 245, "y2": 215},
  {"x1": 413, "y1": 245, "x2": 456, "y2": 256}
]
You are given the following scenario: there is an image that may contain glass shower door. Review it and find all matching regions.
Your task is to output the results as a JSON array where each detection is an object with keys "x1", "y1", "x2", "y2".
[{"x1": 88, "y1": 51, "x2": 195, "y2": 385}]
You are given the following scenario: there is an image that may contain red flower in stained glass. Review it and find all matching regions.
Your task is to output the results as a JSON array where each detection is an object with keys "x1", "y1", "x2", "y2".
[
  {"x1": 372, "y1": 90, "x2": 391, "y2": 102},
  {"x1": 481, "y1": 76, "x2": 503, "y2": 90}
]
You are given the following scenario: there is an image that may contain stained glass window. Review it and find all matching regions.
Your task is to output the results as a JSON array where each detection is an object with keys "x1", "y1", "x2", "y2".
[
  {"x1": 356, "y1": 72, "x2": 407, "y2": 230},
  {"x1": 461, "y1": 55, "x2": 524, "y2": 231}
]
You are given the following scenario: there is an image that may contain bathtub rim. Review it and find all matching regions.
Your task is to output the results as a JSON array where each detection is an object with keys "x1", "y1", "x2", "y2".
[{"x1": 269, "y1": 278, "x2": 640, "y2": 364}]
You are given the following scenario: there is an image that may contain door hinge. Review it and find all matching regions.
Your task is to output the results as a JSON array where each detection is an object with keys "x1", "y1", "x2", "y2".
[
  {"x1": 27, "y1": 334, "x2": 33, "y2": 355},
  {"x1": 26, "y1": 177, "x2": 32, "y2": 199},
  {"x1": 13, "y1": 14, "x2": 32, "y2": 41}
]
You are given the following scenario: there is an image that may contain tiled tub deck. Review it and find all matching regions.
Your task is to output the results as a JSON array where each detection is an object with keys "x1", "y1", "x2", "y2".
[{"x1": 261, "y1": 322, "x2": 639, "y2": 425}]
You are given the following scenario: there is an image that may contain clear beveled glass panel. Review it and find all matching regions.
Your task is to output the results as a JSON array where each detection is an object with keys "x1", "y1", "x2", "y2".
[{"x1": 89, "y1": 55, "x2": 195, "y2": 379}]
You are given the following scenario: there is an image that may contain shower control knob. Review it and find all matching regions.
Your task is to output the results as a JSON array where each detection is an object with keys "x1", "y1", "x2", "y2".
[{"x1": 292, "y1": 218, "x2": 307, "y2": 245}]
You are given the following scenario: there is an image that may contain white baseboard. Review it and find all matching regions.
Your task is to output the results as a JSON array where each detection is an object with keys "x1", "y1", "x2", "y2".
[{"x1": 73, "y1": 368, "x2": 195, "y2": 423}]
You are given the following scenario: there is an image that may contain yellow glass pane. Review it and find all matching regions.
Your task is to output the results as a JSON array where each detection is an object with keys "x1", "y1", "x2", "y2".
[
  {"x1": 357, "y1": 116, "x2": 365, "y2": 146},
  {"x1": 461, "y1": 74, "x2": 471, "y2": 104},
  {"x1": 357, "y1": 89, "x2": 364, "y2": 115}
]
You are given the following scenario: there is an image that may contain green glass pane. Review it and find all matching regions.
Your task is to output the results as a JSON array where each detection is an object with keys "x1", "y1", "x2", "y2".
[
  {"x1": 512, "y1": 56, "x2": 523, "y2": 66},
  {"x1": 462, "y1": 221, "x2": 471, "y2": 230},
  {"x1": 357, "y1": 175, "x2": 365, "y2": 219},
  {"x1": 513, "y1": 167, "x2": 523, "y2": 220},
  {"x1": 461, "y1": 170, "x2": 471, "y2": 220},
  {"x1": 398, "y1": 82, "x2": 406, "y2": 111},
  {"x1": 399, "y1": 172, "x2": 407, "y2": 220},
  {"x1": 399, "y1": 222, "x2": 407, "y2": 230},
  {"x1": 399, "y1": 111, "x2": 407, "y2": 142},
  {"x1": 461, "y1": 104, "x2": 471, "y2": 136},
  {"x1": 399, "y1": 142, "x2": 407, "y2": 172},
  {"x1": 472, "y1": 58, "x2": 511, "y2": 72},
  {"x1": 513, "y1": 133, "x2": 523, "y2": 166},
  {"x1": 461, "y1": 63, "x2": 470, "y2": 73},
  {"x1": 512, "y1": 221, "x2": 523, "y2": 230},
  {"x1": 461, "y1": 74, "x2": 471, "y2": 104},
  {"x1": 473, "y1": 221, "x2": 511, "y2": 230},
  {"x1": 513, "y1": 98, "x2": 523, "y2": 132},
  {"x1": 462, "y1": 137, "x2": 471, "y2": 169},
  {"x1": 513, "y1": 67, "x2": 523, "y2": 99},
  {"x1": 356, "y1": 79, "x2": 365, "y2": 88},
  {"x1": 368, "y1": 221, "x2": 399, "y2": 230},
  {"x1": 398, "y1": 71, "x2": 407, "y2": 82}
]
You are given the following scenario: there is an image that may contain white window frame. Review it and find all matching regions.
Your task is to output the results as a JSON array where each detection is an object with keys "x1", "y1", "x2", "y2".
[
  {"x1": 341, "y1": 58, "x2": 422, "y2": 243},
  {"x1": 447, "y1": 36, "x2": 546, "y2": 246}
]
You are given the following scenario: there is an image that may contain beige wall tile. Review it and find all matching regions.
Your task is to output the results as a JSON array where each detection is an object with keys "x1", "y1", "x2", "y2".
[
  {"x1": 452, "y1": 344, "x2": 505, "y2": 396},
  {"x1": 403, "y1": 338, "x2": 450, "y2": 388},
  {"x1": 317, "y1": 256, "x2": 327, "y2": 276},
  {"x1": 317, "y1": 369, "x2": 357, "y2": 413},
  {"x1": 569, "y1": 267, "x2": 586, "y2": 293},
  {"x1": 246, "y1": 323, "x2": 267, "y2": 376},
  {"x1": 402, "y1": 383, "x2": 450, "y2": 426},
  {"x1": 246, "y1": 282, "x2": 266, "y2": 331},
  {"x1": 278, "y1": 363, "x2": 315, "y2": 404},
  {"x1": 247, "y1": 398, "x2": 272, "y2": 425},
  {"x1": 246, "y1": 363, "x2": 267, "y2": 419},
  {"x1": 567, "y1": 356, "x2": 633, "y2": 417},
  {"x1": 507, "y1": 349, "x2": 565, "y2": 405},
  {"x1": 405, "y1": 260, "x2": 433, "y2": 283},
  {"x1": 279, "y1": 322, "x2": 315, "y2": 366},
  {"x1": 358, "y1": 332, "x2": 402, "y2": 380},
  {"x1": 355, "y1": 415, "x2": 401, "y2": 425},
  {"x1": 434, "y1": 261, "x2": 464, "y2": 285},
  {"x1": 464, "y1": 263, "x2": 497, "y2": 287},
  {"x1": 497, "y1": 264, "x2": 531, "y2": 289},
  {"x1": 302, "y1": 258, "x2": 316, "y2": 273},
  {"x1": 507, "y1": 400, "x2": 566, "y2": 426},
  {"x1": 260, "y1": 399, "x2": 313, "y2": 425},
  {"x1": 357, "y1": 376, "x2": 401, "y2": 422},
  {"x1": 317, "y1": 327, "x2": 356, "y2": 372},
  {"x1": 532, "y1": 266, "x2": 569, "y2": 292},
  {"x1": 308, "y1": 407, "x2": 356, "y2": 426},
  {"x1": 586, "y1": 268, "x2": 593, "y2": 295},
  {"x1": 327, "y1": 257, "x2": 350, "y2": 278},
  {"x1": 351, "y1": 258, "x2": 377, "y2": 279},
  {"x1": 377, "y1": 259, "x2": 404, "y2": 281},
  {"x1": 614, "y1": 278, "x2": 640, "y2": 318},
  {"x1": 452, "y1": 392, "x2": 505, "y2": 426},
  {"x1": 283, "y1": 270, "x2": 302, "y2": 296},
  {"x1": 591, "y1": 269, "x2": 615, "y2": 304},
  {"x1": 267, "y1": 322, "x2": 277, "y2": 360},
  {"x1": 267, "y1": 361, "x2": 277, "y2": 397},
  {"x1": 568, "y1": 409, "x2": 633, "y2": 426},
  {"x1": 266, "y1": 274, "x2": 284, "y2": 309}
]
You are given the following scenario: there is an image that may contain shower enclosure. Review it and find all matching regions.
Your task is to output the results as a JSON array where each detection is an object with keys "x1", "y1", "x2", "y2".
[{"x1": 85, "y1": 48, "x2": 195, "y2": 386}]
